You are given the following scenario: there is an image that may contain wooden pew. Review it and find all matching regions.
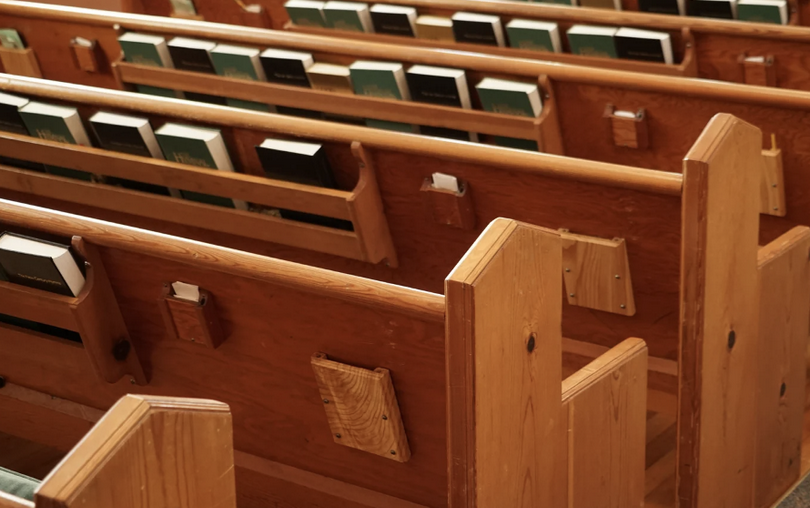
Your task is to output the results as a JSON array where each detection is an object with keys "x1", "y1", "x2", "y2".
[
  {"x1": 0, "y1": 207, "x2": 650, "y2": 508},
  {"x1": 0, "y1": 394, "x2": 236, "y2": 508},
  {"x1": 125, "y1": 0, "x2": 810, "y2": 90},
  {"x1": 3, "y1": 4, "x2": 810, "y2": 232},
  {"x1": 0, "y1": 111, "x2": 795, "y2": 508}
]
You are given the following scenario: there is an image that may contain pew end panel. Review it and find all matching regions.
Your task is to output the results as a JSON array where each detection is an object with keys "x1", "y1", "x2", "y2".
[{"x1": 0, "y1": 235, "x2": 146, "y2": 386}]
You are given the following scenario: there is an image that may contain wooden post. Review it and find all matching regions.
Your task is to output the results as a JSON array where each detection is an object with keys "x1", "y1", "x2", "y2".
[
  {"x1": 678, "y1": 114, "x2": 762, "y2": 508},
  {"x1": 754, "y1": 227, "x2": 810, "y2": 507},
  {"x1": 445, "y1": 218, "x2": 563, "y2": 507}
]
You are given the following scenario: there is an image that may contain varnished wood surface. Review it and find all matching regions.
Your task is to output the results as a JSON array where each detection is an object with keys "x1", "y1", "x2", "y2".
[
  {"x1": 678, "y1": 115, "x2": 761, "y2": 508},
  {"x1": 0, "y1": 432, "x2": 64, "y2": 479}
]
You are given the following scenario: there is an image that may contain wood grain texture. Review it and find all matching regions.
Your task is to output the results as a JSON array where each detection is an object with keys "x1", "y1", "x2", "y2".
[
  {"x1": 0, "y1": 47, "x2": 41, "y2": 78},
  {"x1": 36, "y1": 394, "x2": 236, "y2": 508},
  {"x1": 445, "y1": 219, "x2": 563, "y2": 508},
  {"x1": 160, "y1": 286, "x2": 226, "y2": 349},
  {"x1": 754, "y1": 226, "x2": 810, "y2": 508},
  {"x1": 561, "y1": 338, "x2": 647, "y2": 508},
  {"x1": 311, "y1": 353, "x2": 410, "y2": 462},
  {"x1": 419, "y1": 179, "x2": 476, "y2": 231},
  {"x1": 678, "y1": 114, "x2": 762, "y2": 508},
  {"x1": 760, "y1": 144, "x2": 786, "y2": 217},
  {"x1": 560, "y1": 231, "x2": 636, "y2": 316}
]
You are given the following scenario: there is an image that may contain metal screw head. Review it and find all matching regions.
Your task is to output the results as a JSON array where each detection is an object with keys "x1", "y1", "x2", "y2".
[
  {"x1": 390, "y1": 450, "x2": 396, "y2": 455},
  {"x1": 727, "y1": 330, "x2": 736, "y2": 349},
  {"x1": 565, "y1": 268, "x2": 570, "y2": 272},
  {"x1": 335, "y1": 433, "x2": 341, "y2": 439},
  {"x1": 781, "y1": 382, "x2": 787, "y2": 397},
  {"x1": 772, "y1": 183, "x2": 778, "y2": 188},
  {"x1": 614, "y1": 274, "x2": 621, "y2": 279},
  {"x1": 620, "y1": 304, "x2": 626, "y2": 309},
  {"x1": 129, "y1": 377, "x2": 136, "y2": 385},
  {"x1": 774, "y1": 207, "x2": 779, "y2": 211},
  {"x1": 382, "y1": 415, "x2": 388, "y2": 420},
  {"x1": 569, "y1": 293, "x2": 575, "y2": 298},
  {"x1": 323, "y1": 399, "x2": 329, "y2": 404},
  {"x1": 527, "y1": 333, "x2": 536, "y2": 353}
]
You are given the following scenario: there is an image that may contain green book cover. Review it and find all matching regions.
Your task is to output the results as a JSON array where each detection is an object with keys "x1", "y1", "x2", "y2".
[
  {"x1": 539, "y1": 0, "x2": 575, "y2": 6},
  {"x1": 137, "y1": 85, "x2": 181, "y2": 97},
  {"x1": 155, "y1": 125, "x2": 241, "y2": 209},
  {"x1": 737, "y1": 0, "x2": 786, "y2": 23},
  {"x1": 567, "y1": 26, "x2": 619, "y2": 58},
  {"x1": 324, "y1": 2, "x2": 373, "y2": 32},
  {"x1": 506, "y1": 20, "x2": 561, "y2": 52},
  {"x1": 350, "y1": 61, "x2": 413, "y2": 132},
  {"x1": 0, "y1": 29, "x2": 25, "y2": 49},
  {"x1": 170, "y1": 0, "x2": 197, "y2": 15},
  {"x1": 494, "y1": 136, "x2": 539, "y2": 151},
  {"x1": 286, "y1": 0, "x2": 327, "y2": 27},
  {"x1": 476, "y1": 77, "x2": 542, "y2": 152},
  {"x1": 20, "y1": 102, "x2": 94, "y2": 181},
  {"x1": 118, "y1": 33, "x2": 180, "y2": 98},
  {"x1": 210, "y1": 45, "x2": 270, "y2": 112}
]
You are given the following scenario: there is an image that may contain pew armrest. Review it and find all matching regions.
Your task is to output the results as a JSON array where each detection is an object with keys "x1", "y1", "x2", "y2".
[{"x1": 35, "y1": 395, "x2": 236, "y2": 508}]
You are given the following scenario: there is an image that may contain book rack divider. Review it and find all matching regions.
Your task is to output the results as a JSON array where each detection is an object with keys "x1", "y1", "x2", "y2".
[
  {"x1": 158, "y1": 283, "x2": 225, "y2": 349},
  {"x1": 110, "y1": 59, "x2": 564, "y2": 151},
  {"x1": 0, "y1": 133, "x2": 398, "y2": 266},
  {"x1": 0, "y1": 236, "x2": 147, "y2": 385},
  {"x1": 0, "y1": 46, "x2": 41, "y2": 78}
]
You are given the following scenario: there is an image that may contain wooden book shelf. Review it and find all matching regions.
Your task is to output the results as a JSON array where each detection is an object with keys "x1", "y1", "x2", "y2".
[
  {"x1": 111, "y1": 60, "x2": 564, "y2": 152},
  {"x1": 0, "y1": 237, "x2": 146, "y2": 385},
  {"x1": 0, "y1": 133, "x2": 398, "y2": 266}
]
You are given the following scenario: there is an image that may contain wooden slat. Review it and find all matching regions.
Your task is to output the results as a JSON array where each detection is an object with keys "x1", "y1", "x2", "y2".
[
  {"x1": 754, "y1": 226, "x2": 810, "y2": 508},
  {"x1": 445, "y1": 219, "x2": 563, "y2": 507},
  {"x1": 0, "y1": 492, "x2": 32, "y2": 508},
  {"x1": 561, "y1": 338, "x2": 647, "y2": 508},
  {"x1": 678, "y1": 114, "x2": 762, "y2": 508},
  {"x1": 0, "y1": 281, "x2": 76, "y2": 330}
]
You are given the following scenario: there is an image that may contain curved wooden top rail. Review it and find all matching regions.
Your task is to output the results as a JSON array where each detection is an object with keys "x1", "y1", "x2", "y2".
[
  {"x1": 0, "y1": 74, "x2": 682, "y2": 195},
  {"x1": 2, "y1": 2, "x2": 810, "y2": 112},
  {"x1": 0, "y1": 198, "x2": 446, "y2": 322},
  {"x1": 374, "y1": 0, "x2": 810, "y2": 41}
]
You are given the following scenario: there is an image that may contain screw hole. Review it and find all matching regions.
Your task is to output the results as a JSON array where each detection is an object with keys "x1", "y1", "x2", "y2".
[
  {"x1": 323, "y1": 399, "x2": 329, "y2": 404},
  {"x1": 390, "y1": 450, "x2": 396, "y2": 455},
  {"x1": 727, "y1": 330, "x2": 736, "y2": 349},
  {"x1": 335, "y1": 433, "x2": 341, "y2": 439},
  {"x1": 382, "y1": 415, "x2": 388, "y2": 420},
  {"x1": 781, "y1": 382, "x2": 787, "y2": 397},
  {"x1": 527, "y1": 333, "x2": 536, "y2": 353}
]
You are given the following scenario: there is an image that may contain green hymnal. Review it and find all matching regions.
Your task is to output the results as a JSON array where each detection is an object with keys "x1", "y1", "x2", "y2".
[
  {"x1": 117, "y1": 32, "x2": 182, "y2": 99},
  {"x1": 285, "y1": 0, "x2": 327, "y2": 27},
  {"x1": 476, "y1": 77, "x2": 543, "y2": 151},
  {"x1": 349, "y1": 60, "x2": 415, "y2": 132},
  {"x1": 170, "y1": 0, "x2": 197, "y2": 15},
  {"x1": 506, "y1": 19, "x2": 561, "y2": 52},
  {"x1": 324, "y1": 1, "x2": 374, "y2": 32},
  {"x1": 738, "y1": 0, "x2": 787, "y2": 23},
  {"x1": 567, "y1": 25, "x2": 619, "y2": 59},
  {"x1": 210, "y1": 43, "x2": 271, "y2": 111},
  {"x1": 155, "y1": 123, "x2": 248, "y2": 210},
  {"x1": 19, "y1": 101, "x2": 94, "y2": 181},
  {"x1": 0, "y1": 29, "x2": 24, "y2": 49}
]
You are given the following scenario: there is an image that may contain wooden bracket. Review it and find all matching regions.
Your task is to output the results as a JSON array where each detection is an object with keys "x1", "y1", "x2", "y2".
[
  {"x1": 311, "y1": 352, "x2": 410, "y2": 462},
  {"x1": 534, "y1": 75, "x2": 565, "y2": 155},
  {"x1": 739, "y1": 54, "x2": 776, "y2": 87},
  {"x1": 420, "y1": 177, "x2": 476, "y2": 230},
  {"x1": 70, "y1": 38, "x2": 101, "y2": 73},
  {"x1": 349, "y1": 142, "x2": 398, "y2": 267},
  {"x1": 0, "y1": 236, "x2": 147, "y2": 385},
  {"x1": 560, "y1": 230, "x2": 636, "y2": 316},
  {"x1": 680, "y1": 28, "x2": 699, "y2": 78},
  {"x1": 0, "y1": 47, "x2": 42, "y2": 78},
  {"x1": 158, "y1": 283, "x2": 225, "y2": 349},
  {"x1": 604, "y1": 105, "x2": 649, "y2": 150},
  {"x1": 761, "y1": 134, "x2": 786, "y2": 217}
]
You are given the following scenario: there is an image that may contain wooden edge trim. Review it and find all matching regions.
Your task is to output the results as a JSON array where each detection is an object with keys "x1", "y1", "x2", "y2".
[
  {"x1": 0, "y1": 492, "x2": 32, "y2": 508},
  {"x1": 561, "y1": 337, "x2": 647, "y2": 402},
  {"x1": 0, "y1": 75, "x2": 683, "y2": 197},
  {"x1": 0, "y1": 198, "x2": 446, "y2": 323},
  {"x1": 0, "y1": 382, "x2": 105, "y2": 423},
  {"x1": 757, "y1": 226, "x2": 810, "y2": 265}
]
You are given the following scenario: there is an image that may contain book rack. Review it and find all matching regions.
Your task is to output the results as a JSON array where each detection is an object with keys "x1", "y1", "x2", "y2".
[
  {"x1": 420, "y1": 178, "x2": 476, "y2": 230},
  {"x1": 0, "y1": 46, "x2": 41, "y2": 78},
  {"x1": 284, "y1": 24, "x2": 698, "y2": 79},
  {"x1": 0, "y1": 133, "x2": 398, "y2": 265},
  {"x1": 604, "y1": 104, "x2": 649, "y2": 150},
  {"x1": 110, "y1": 60, "x2": 561, "y2": 149},
  {"x1": 0, "y1": 236, "x2": 147, "y2": 385},
  {"x1": 739, "y1": 54, "x2": 777, "y2": 87},
  {"x1": 70, "y1": 38, "x2": 101, "y2": 73},
  {"x1": 158, "y1": 283, "x2": 225, "y2": 348}
]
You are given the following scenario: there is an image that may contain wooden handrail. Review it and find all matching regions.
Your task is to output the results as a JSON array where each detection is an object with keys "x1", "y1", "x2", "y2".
[
  {"x1": 0, "y1": 74, "x2": 683, "y2": 196},
  {"x1": 0, "y1": 198, "x2": 446, "y2": 322}
]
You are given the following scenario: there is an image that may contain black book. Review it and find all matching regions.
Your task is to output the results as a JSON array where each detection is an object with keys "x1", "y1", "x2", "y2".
[
  {"x1": 405, "y1": 65, "x2": 471, "y2": 108},
  {"x1": 451, "y1": 12, "x2": 505, "y2": 47},
  {"x1": 0, "y1": 312, "x2": 81, "y2": 342},
  {"x1": 419, "y1": 125, "x2": 476, "y2": 141},
  {"x1": 639, "y1": 0, "x2": 684, "y2": 14},
  {"x1": 255, "y1": 138, "x2": 352, "y2": 230},
  {"x1": 0, "y1": 92, "x2": 45, "y2": 173},
  {"x1": 0, "y1": 233, "x2": 86, "y2": 297},
  {"x1": 260, "y1": 48, "x2": 315, "y2": 87},
  {"x1": 370, "y1": 5, "x2": 417, "y2": 36},
  {"x1": 687, "y1": 0, "x2": 736, "y2": 18},
  {"x1": 615, "y1": 28, "x2": 673, "y2": 64},
  {"x1": 167, "y1": 37, "x2": 217, "y2": 74},
  {"x1": 276, "y1": 106, "x2": 324, "y2": 119},
  {"x1": 184, "y1": 92, "x2": 229, "y2": 105}
]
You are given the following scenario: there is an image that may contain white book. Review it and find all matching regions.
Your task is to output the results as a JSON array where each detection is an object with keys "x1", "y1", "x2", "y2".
[
  {"x1": 211, "y1": 43, "x2": 267, "y2": 81},
  {"x1": 0, "y1": 91, "x2": 29, "y2": 109},
  {"x1": 0, "y1": 233, "x2": 85, "y2": 297},
  {"x1": 615, "y1": 27, "x2": 673, "y2": 64},
  {"x1": 324, "y1": 1, "x2": 374, "y2": 32},
  {"x1": 431, "y1": 172, "x2": 460, "y2": 192},
  {"x1": 505, "y1": 19, "x2": 562, "y2": 53},
  {"x1": 167, "y1": 36, "x2": 217, "y2": 52},
  {"x1": 172, "y1": 281, "x2": 201, "y2": 302},
  {"x1": 89, "y1": 111, "x2": 163, "y2": 159},
  {"x1": 451, "y1": 12, "x2": 506, "y2": 47},
  {"x1": 475, "y1": 77, "x2": 543, "y2": 117},
  {"x1": 19, "y1": 102, "x2": 91, "y2": 146}
]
